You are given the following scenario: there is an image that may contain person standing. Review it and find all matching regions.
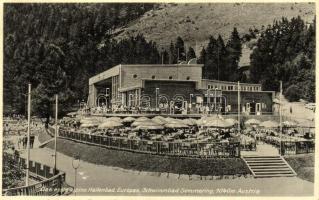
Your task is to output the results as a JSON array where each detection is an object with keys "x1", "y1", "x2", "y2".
[{"x1": 30, "y1": 135, "x2": 35, "y2": 148}]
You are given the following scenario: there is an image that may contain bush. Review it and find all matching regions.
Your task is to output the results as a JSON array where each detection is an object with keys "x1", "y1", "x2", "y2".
[{"x1": 284, "y1": 85, "x2": 302, "y2": 102}]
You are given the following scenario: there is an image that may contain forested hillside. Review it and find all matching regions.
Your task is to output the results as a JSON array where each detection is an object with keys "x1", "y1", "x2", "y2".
[
  {"x1": 4, "y1": 3, "x2": 160, "y2": 118},
  {"x1": 250, "y1": 16, "x2": 315, "y2": 102}
]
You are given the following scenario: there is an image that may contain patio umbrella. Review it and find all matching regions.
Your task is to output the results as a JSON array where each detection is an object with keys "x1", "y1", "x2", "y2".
[
  {"x1": 182, "y1": 118, "x2": 197, "y2": 126},
  {"x1": 107, "y1": 117, "x2": 122, "y2": 122},
  {"x1": 98, "y1": 121, "x2": 123, "y2": 129},
  {"x1": 225, "y1": 118, "x2": 239, "y2": 126},
  {"x1": 298, "y1": 120, "x2": 315, "y2": 128},
  {"x1": 134, "y1": 125, "x2": 164, "y2": 130},
  {"x1": 80, "y1": 123, "x2": 98, "y2": 128},
  {"x1": 164, "y1": 117, "x2": 176, "y2": 122},
  {"x1": 204, "y1": 118, "x2": 233, "y2": 128},
  {"x1": 67, "y1": 112, "x2": 78, "y2": 117},
  {"x1": 123, "y1": 116, "x2": 136, "y2": 123},
  {"x1": 282, "y1": 121, "x2": 297, "y2": 127},
  {"x1": 152, "y1": 117, "x2": 166, "y2": 125},
  {"x1": 131, "y1": 120, "x2": 160, "y2": 127},
  {"x1": 135, "y1": 116, "x2": 150, "y2": 122},
  {"x1": 165, "y1": 123, "x2": 189, "y2": 129},
  {"x1": 245, "y1": 119, "x2": 261, "y2": 125},
  {"x1": 259, "y1": 120, "x2": 279, "y2": 128}
]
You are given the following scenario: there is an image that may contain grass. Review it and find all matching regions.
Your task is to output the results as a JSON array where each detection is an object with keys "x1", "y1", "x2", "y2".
[
  {"x1": 284, "y1": 153, "x2": 314, "y2": 182},
  {"x1": 114, "y1": 3, "x2": 315, "y2": 51},
  {"x1": 45, "y1": 138, "x2": 250, "y2": 176}
]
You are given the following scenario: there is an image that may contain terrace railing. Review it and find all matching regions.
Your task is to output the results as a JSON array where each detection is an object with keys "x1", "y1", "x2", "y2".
[
  {"x1": 58, "y1": 129, "x2": 241, "y2": 158},
  {"x1": 3, "y1": 157, "x2": 67, "y2": 196},
  {"x1": 280, "y1": 140, "x2": 315, "y2": 155}
]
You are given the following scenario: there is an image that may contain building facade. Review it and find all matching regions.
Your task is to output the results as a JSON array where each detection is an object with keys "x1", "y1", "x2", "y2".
[{"x1": 88, "y1": 64, "x2": 275, "y2": 115}]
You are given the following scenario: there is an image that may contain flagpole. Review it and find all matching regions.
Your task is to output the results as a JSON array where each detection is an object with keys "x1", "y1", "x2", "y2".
[
  {"x1": 54, "y1": 94, "x2": 58, "y2": 174},
  {"x1": 238, "y1": 81, "x2": 240, "y2": 131},
  {"x1": 26, "y1": 83, "x2": 31, "y2": 186},
  {"x1": 279, "y1": 81, "x2": 282, "y2": 155}
]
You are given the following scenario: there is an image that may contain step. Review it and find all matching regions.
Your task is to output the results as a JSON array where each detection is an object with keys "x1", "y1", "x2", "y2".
[
  {"x1": 243, "y1": 156, "x2": 281, "y2": 159},
  {"x1": 255, "y1": 174, "x2": 296, "y2": 178},
  {"x1": 254, "y1": 171, "x2": 294, "y2": 174},
  {"x1": 246, "y1": 160, "x2": 285, "y2": 163},
  {"x1": 252, "y1": 168, "x2": 291, "y2": 172},
  {"x1": 248, "y1": 163, "x2": 287, "y2": 166},
  {"x1": 250, "y1": 165, "x2": 289, "y2": 169},
  {"x1": 242, "y1": 155, "x2": 297, "y2": 178}
]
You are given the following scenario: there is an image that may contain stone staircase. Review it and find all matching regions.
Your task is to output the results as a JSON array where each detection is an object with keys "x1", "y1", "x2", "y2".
[{"x1": 242, "y1": 156, "x2": 297, "y2": 178}]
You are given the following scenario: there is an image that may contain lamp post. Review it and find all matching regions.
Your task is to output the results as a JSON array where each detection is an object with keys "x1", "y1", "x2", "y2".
[
  {"x1": 106, "y1": 88, "x2": 110, "y2": 108},
  {"x1": 72, "y1": 155, "x2": 80, "y2": 196},
  {"x1": 155, "y1": 88, "x2": 159, "y2": 111},
  {"x1": 279, "y1": 81, "x2": 283, "y2": 155},
  {"x1": 26, "y1": 84, "x2": 31, "y2": 186},
  {"x1": 214, "y1": 88, "x2": 217, "y2": 112}
]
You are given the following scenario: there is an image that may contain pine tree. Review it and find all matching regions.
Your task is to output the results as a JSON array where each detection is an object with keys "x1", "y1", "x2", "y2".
[
  {"x1": 186, "y1": 47, "x2": 196, "y2": 61},
  {"x1": 175, "y1": 36, "x2": 186, "y2": 62},
  {"x1": 225, "y1": 28, "x2": 242, "y2": 81}
]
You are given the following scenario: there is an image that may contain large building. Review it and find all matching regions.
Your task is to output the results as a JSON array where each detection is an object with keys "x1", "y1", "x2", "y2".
[{"x1": 88, "y1": 64, "x2": 275, "y2": 115}]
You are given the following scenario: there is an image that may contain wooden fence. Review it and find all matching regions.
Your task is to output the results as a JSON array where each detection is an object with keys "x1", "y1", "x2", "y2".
[{"x1": 59, "y1": 129, "x2": 241, "y2": 158}]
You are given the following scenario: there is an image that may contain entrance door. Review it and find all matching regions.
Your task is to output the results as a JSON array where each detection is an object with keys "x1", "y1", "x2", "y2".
[
  {"x1": 246, "y1": 103, "x2": 250, "y2": 115},
  {"x1": 256, "y1": 103, "x2": 261, "y2": 115},
  {"x1": 250, "y1": 102, "x2": 256, "y2": 115}
]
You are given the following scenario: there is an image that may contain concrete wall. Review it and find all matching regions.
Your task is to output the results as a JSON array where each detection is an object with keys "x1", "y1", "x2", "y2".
[
  {"x1": 142, "y1": 80, "x2": 198, "y2": 107},
  {"x1": 121, "y1": 64, "x2": 202, "y2": 90},
  {"x1": 223, "y1": 91, "x2": 274, "y2": 114}
]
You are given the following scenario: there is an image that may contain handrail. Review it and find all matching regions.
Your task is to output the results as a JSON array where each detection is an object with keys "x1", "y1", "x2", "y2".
[
  {"x1": 3, "y1": 172, "x2": 66, "y2": 196},
  {"x1": 3, "y1": 155, "x2": 66, "y2": 196}
]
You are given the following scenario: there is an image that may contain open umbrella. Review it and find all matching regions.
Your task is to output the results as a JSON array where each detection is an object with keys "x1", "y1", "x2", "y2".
[
  {"x1": 204, "y1": 118, "x2": 233, "y2": 128},
  {"x1": 225, "y1": 118, "x2": 239, "y2": 126},
  {"x1": 182, "y1": 118, "x2": 197, "y2": 126},
  {"x1": 67, "y1": 112, "x2": 78, "y2": 117},
  {"x1": 135, "y1": 117, "x2": 150, "y2": 122},
  {"x1": 134, "y1": 125, "x2": 164, "y2": 130},
  {"x1": 98, "y1": 121, "x2": 123, "y2": 129},
  {"x1": 282, "y1": 121, "x2": 297, "y2": 127},
  {"x1": 165, "y1": 123, "x2": 189, "y2": 129},
  {"x1": 259, "y1": 120, "x2": 279, "y2": 128},
  {"x1": 298, "y1": 120, "x2": 315, "y2": 128},
  {"x1": 245, "y1": 119, "x2": 261, "y2": 125},
  {"x1": 131, "y1": 120, "x2": 160, "y2": 127},
  {"x1": 107, "y1": 117, "x2": 122, "y2": 122},
  {"x1": 152, "y1": 117, "x2": 166, "y2": 125},
  {"x1": 80, "y1": 123, "x2": 98, "y2": 128},
  {"x1": 123, "y1": 116, "x2": 136, "y2": 123}
]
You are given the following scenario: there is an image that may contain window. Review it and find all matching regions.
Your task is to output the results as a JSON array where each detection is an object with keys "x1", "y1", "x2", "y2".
[
  {"x1": 186, "y1": 76, "x2": 190, "y2": 80},
  {"x1": 228, "y1": 86, "x2": 233, "y2": 90},
  {"x1": 152, "y1": 75, "x2": 155, "y2": 79},
  {"x1": 133, "y1": 74, "x2": 137, "y2": 78},
  {"x1": 169, "y1": 76, "x2": 172, "y2": 79}
]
